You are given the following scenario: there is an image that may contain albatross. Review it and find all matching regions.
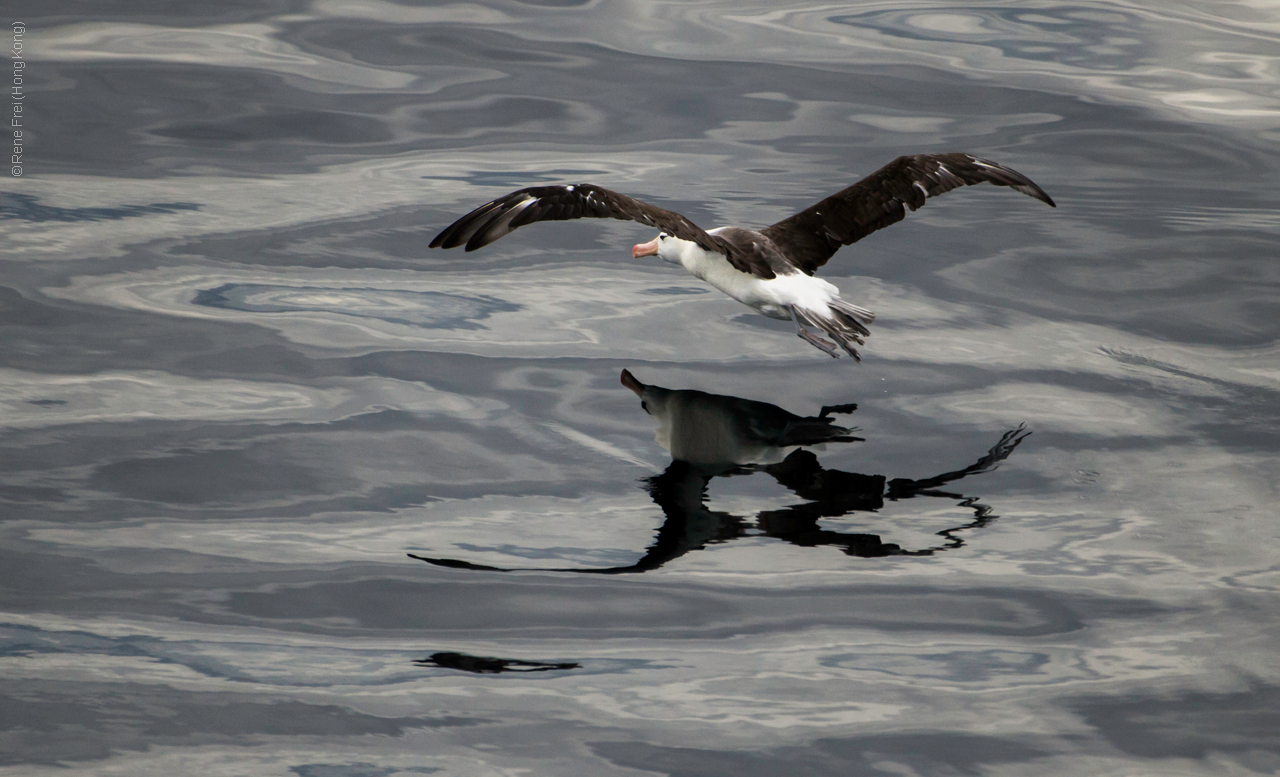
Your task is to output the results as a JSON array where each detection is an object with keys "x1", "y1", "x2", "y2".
[{"x1": 429, "y1": 153, "x2": 1054, "y2": 360}]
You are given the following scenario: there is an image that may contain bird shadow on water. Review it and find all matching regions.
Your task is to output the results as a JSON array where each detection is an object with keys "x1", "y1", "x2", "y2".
[
  {"x1": 414, "y1": 652, "x2": 581, "y2": 674},
  {"x1": 409, "y1": 370, "x2": 1029, "y2": 575}
]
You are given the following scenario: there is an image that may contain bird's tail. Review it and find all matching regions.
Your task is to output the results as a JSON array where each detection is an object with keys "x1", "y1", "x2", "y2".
[
  {"x1": 794, "y1": 301, "x2": 875, "y2": 361},
  {"x1": 829, "y1": 300, "x2": 875, "y2": 329}
]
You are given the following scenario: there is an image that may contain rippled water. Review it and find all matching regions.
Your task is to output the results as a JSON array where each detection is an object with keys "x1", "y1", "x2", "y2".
[{"x1": 4, "y1": 1, "x2": 1280, "y2": 774}]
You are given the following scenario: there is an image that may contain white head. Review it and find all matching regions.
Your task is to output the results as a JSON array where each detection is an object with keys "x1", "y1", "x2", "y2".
[{"x1": 631, "y1": 233, "x2": 686, "y2": 265}]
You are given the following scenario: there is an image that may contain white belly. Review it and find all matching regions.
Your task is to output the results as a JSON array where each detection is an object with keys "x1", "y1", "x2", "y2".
[
  {"x1": 655, "y1": 233, "x2": 873, "y2": 359},
  {"x1": 675, "y1": 242, "x2": 840, "y2": 318}
]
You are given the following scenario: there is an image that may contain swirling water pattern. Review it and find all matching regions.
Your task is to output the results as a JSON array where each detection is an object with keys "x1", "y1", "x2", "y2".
[{"x1": 2, "y1": 1, "x2": 1279, "y2": 775}]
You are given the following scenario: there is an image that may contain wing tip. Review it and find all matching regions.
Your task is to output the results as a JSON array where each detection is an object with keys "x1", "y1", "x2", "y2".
[
  {"x1": 463, "y1": 230, "x2": 499, "y2": 252},
  {"x1": 434, "y1": 231, "x2": 470, "y2": 250},
  {"x1": 965, "y1": 154, "x2": 1055, "y2": 207},
  {"x1": 1020, "y1": 184, "x2": 1056, "y2": 208}
]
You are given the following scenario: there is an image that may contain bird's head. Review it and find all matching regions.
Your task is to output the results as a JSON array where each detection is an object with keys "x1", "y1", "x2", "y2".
[
  {"x1": 621, "y1": 368, "x2": 649, "y2": 413},
  {"x1": 632, "y1": 232, "x2": 679, "y2": 264},
  {"x1": 621, "y1": 368, "x2": 668, "y2": 417}
]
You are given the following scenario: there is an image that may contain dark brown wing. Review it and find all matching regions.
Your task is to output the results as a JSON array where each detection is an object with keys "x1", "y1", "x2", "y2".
[
  {"x1": 759, "y1": 154, "x2": 1056, "y2": 275},
  {"x1": 429, "y1": 182, "x2": 742, "y2": 261}
]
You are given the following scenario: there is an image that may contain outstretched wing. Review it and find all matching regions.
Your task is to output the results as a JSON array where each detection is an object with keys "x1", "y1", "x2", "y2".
[
  {"x1": 760, "y1": 154, "x2": 1056, "y2": 275},
  {"x1": 429, "y1": 183, "x2": 732, "y2": 257}
]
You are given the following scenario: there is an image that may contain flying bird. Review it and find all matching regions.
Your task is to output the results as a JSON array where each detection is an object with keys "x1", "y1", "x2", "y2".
[{"x1": 430, "y1": 153, "x2": 1054, "y2": 360}]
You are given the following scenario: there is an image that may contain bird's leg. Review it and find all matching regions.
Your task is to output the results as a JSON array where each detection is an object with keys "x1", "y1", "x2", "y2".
[
  {"x1": 800, "y1": 328, "x2": 840, "y2": 358},
  {"x1": 836, "y1": 340, "x2": 862, "y2": 363},
  {"x1": 788, "y1": 305, "x2": 839, "y2": 358}
]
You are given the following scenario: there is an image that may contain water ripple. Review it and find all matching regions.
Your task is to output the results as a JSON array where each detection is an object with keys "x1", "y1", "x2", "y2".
[{"x1": 193, "y1": 283, "x2": 522, "y2": 330}]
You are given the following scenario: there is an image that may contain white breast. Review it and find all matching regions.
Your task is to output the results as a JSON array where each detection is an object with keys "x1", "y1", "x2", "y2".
[{"x1": 667, "y1": 235, "x2": 839, "y2": 320}]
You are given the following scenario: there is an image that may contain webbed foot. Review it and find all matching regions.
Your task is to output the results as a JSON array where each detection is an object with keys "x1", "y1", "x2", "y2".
[{"x1": 798, "y1": 327, "x2": 840, "y2": 358}]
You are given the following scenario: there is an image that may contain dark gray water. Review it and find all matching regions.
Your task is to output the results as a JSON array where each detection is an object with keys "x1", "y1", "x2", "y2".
[{"x1": 4, "y1": 2, "x2": 1280, "y2": 775}]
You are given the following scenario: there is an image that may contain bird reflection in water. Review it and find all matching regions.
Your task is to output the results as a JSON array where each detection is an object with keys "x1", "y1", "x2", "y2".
[{"x1": 409, "y1": 370, "x2": 1028, "y2": 574}]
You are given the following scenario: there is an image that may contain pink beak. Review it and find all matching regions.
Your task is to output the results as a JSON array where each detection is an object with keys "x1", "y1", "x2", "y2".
[
  {"x1": 632, "y1": 237, "x2": 659, "y2": 259},
  {"x1": 620, "y1": 369, "x2": 645, "y2": 397}
]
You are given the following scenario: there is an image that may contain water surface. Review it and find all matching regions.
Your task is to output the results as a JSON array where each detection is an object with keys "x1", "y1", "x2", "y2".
[{"x1": 3, "y1": 1, "x2": 1280, "y2": 775}]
